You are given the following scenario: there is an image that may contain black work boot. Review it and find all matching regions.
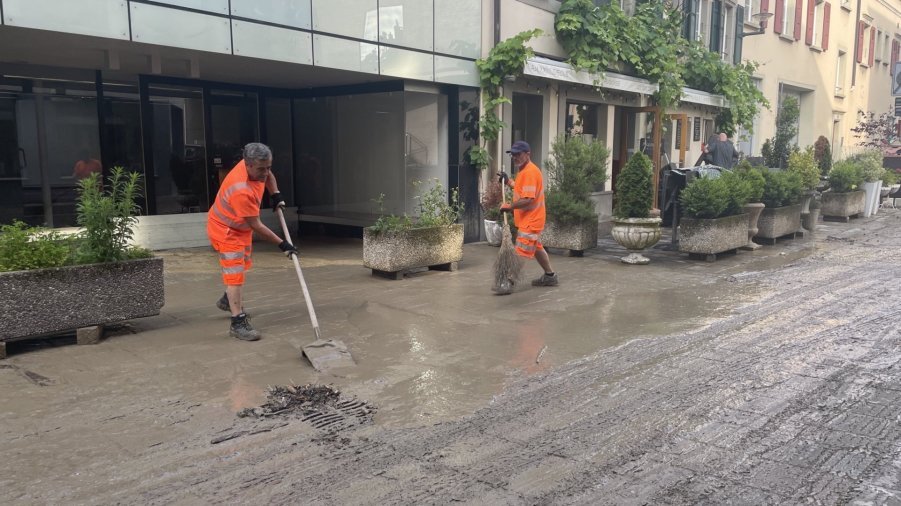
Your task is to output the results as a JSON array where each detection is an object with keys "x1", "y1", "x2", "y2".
[
  {"x1": 230, "y1": 313, "x2": 261, "y2": 341},
  {"x1": 216, "y1": 292, "x2": 230, "y2": 312},
  {"x1": 531, "y1": 273, "x2": 559, "y2": 287}
]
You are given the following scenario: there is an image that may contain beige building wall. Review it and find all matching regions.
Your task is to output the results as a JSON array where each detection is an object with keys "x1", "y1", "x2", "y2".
[{"x1": 742, "y1": 0, "x2": 900, "y2": 158}]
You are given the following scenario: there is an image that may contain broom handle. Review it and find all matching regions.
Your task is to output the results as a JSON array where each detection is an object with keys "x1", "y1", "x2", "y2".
[
  {"x1": 501, "y1": 175, "x2": 509, "y2": 226},
  {"x1": 277, "y1": 208, "x2": 322, "y2": 341}
]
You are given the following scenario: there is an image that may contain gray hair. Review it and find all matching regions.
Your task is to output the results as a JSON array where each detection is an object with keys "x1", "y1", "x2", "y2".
[{"x1": 243, "y1": 142, "x2": 272, "y2": 162}]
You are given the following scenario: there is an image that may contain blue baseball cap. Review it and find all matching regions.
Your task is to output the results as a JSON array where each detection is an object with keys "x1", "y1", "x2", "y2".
[{"x1": 506, "y1": 141, "x2": 531, "y2": 154}]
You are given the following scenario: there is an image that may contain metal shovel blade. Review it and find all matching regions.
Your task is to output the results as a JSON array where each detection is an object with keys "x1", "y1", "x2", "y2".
[{"x1": 301, "y1": 339, "x2": 355, "y2": 372}]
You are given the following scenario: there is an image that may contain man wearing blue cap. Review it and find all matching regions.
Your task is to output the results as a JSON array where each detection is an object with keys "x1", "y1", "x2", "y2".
[{"x1": 498, "y1": 140, "x2": 558, "y2": 289}]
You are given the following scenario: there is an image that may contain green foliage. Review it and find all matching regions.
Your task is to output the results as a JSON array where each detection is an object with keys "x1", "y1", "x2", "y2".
[
  {"x1": 734, "y1": 162, "x2": 766, "y2": 202},
  {"x1": 787, "y1": 148, "x2": 820, "y2": 191},
  {"x1": 555, "y1": 0, "x2": 768, "y2": 130},
  {"x1": 370, "y1": 180, "x2": 464, "y2": 234},
  {"x1": 813, "y1": 136, "x2": 832, "y2": 177},
  {"x1": 0, "y1": 221, "x2": 77, "y2": 272},
  {"x1": 762, "y1": 97, "x2": 799, "y2": 169},
  {"x1": 480, "y1": 179, "x2": 504, "y2": 221},
  {"x1": 827, "y1": 161, "x2": 863, "y2": 193},
  {"x1": 474, "y1": 29, "x2": 542, "y2": 171},
  {"x1": 848, "y1": 149, "x2": 885, "y2": 182},
  {"x1": 613, "y1": 153, "x2": 653, "y2": 218},
  {"x1": 881, "y1": 168, "x2": 899, "y2": 186},
  {"x1": 680, "y1": 171, "x2": 752, "y2": 219},
  {"x1": 760, "y1": 170, "x2": 804, "y2": 208},
  {"x1": 545, "y1": 135, "x2": 610, "y2": 224},
  {"x1": 76, "y1": 167, "x2": 145, "y2": 264}
]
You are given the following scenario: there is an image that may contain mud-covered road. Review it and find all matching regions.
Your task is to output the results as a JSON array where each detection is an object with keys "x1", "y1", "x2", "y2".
[{"x1": 4, "y1": 211, "x2": 901, "y2": 504}]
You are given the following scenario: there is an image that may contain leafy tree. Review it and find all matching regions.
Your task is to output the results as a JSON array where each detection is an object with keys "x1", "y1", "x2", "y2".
[
  {"x1": 851, "y1": 109, "x2": 900, "y2": 148},
  {"x1": 763, "y1": 97, "x2": 799, "y2": 169},
  {"x1": 813, "y1": 136, "x2": 832, "y2": 177},
  {"x1": 545, "y1": 135, "x2": 610, "y2": 224}
]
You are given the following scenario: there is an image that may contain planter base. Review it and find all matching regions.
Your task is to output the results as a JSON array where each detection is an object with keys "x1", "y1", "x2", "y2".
[
  {"x1": 689, "y1": 249, "x2": 739, "y2": 262},
  {"x1": 621, "y1": 252, "x2": 651, "y2": 265},
  {"x1": 753, "y1": 230, "x2": 804, "y2": 246},
  {"x1": 371, "y1": 261, "x2": 459, "y2": 280},
  {"x1": 1, "y1": 324, "x2": 106, "y2": 360},
  {"x1": 823, "y1": 214, "x2": 859, "y2": 223},
  {"x1": 740, "y1": 242, "x2": 762, "y2": 251}
]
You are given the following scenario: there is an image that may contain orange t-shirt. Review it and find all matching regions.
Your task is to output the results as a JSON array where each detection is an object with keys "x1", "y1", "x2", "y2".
[
  {"x1": 207, "y1": 160, "x2": 265, "y2": 246},
  {"x1": 513, "y1": 161, "x2": 546, "y2": 231}
]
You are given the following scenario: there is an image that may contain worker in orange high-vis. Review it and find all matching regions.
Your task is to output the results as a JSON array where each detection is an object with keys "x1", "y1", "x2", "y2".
[
  {"x1": 207, "y1": 142, "x2": 297, "y2": 341},
  {"x1": 498, "y1": 141, "x2": 558, "y2": 289}
]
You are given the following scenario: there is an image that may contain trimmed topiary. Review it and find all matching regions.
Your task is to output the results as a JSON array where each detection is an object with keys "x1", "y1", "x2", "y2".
[{"x1": 614, "y1": 152, "x2": 653, "y2": 219}]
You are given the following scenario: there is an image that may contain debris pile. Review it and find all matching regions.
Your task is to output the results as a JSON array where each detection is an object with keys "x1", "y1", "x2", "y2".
[{"x1": 238, "y1": 384, "x2": 342, "y2": 418}]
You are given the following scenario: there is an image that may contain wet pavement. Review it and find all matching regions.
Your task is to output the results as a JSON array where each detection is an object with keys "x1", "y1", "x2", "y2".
[{"x1": 1, "y1": 209, "x2": 900, "y2": 503}]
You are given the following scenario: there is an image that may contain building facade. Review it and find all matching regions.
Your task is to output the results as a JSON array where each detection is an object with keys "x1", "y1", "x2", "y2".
[
  {"x1": 736, "y1": 0, "x2": 900, "y2": 157},
  {"x1": 0, "y1": 0, "x2": 486, "y2": 246}
]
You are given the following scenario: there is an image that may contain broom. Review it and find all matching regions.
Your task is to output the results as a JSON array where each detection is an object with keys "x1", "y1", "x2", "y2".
[{"x1": 492, "y1": 179, "x2": 522, "y2": 294}]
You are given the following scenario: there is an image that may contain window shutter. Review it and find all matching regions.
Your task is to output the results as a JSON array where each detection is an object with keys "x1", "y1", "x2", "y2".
[
  {"x1": 761, "y1": 0, "x2": 770, "y2": 29},
  {"x1": 821, "y1": 2, "x2": 830, "y2": 50},
  {"x1": 734, "y1": 4, "x2": 745, "y2": 64},
  {"x1": 893, "y1": 40, "x2": 899, "y2": 65},
  {"x1": 805, "y1": 0, "x2": 815, "y2": 45},
  {"x1": 868, "y1": 27, "x2": 876, "y2": 66},
  {"x1": 683, "y1": 0, "x2": 696, "y2": 40},
  {"x1": 856, "y1": 21, "x2": 865, "y2": 62},
  {"x1": 793, "y1": 0, "x2": 803, "y2": 40},
  {"x1": 774, "y1": 0, "x2": 784, "y2": 34},
  {"x1": 710, "y1": 0, "x2": 723, "y2": 53}
]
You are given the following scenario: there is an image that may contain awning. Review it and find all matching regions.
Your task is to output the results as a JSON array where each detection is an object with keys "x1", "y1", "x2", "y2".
[{"x1": 523, "y1": 57, "x2": 727, "y2": 108}]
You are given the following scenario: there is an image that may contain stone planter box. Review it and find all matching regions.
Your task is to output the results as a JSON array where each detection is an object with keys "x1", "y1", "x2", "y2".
[
  {"x1": 678, "y1": 213, "x2": 748, "y2": 262},
  {"x1": 0, "y1": 257, "x2": 165, "y2": 357},
  {"x1": 363, "y1": 224, "x2": 464, "y2": 279},
  {"x1": 754, "y1": 204, "x2": 802, "y2": 245},
  {"x1": 541, "y1": 216, "x2": 599, "y2": 256},
  {"x1": 821, "y1": 190, "x2": 866, "y2": 222}
]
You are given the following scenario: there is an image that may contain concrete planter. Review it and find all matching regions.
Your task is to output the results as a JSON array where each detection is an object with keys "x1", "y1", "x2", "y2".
[
  {"x1": 0, "y1": 257, "x2": 165, "y2": 354},
  {"x1": 363, "y1": 224, "x2": 464, "y2": 279},
  {"x1": 542, "y1": 216, "x2": 599, "y2": 256},
  {"x1": 755, "y1": 204, "x2": 802, "y2": 244},
  {"x1": 678, "y1": 213, "x2": 749, "y2": 261},
  {"x1": 801, "y1": 208, "x2": 820, "y2": 232},
  {"x1": 821, "y1": 191, "x2": 866, "y2": 222},
  {"x1": 861, "y1": 180, "x2": 882, "y2": 217},
  {"x1": 741, "y1": 203, "x2": 765, "y2": 251},
  {"x1": 611, "y1": 217, "x2": 662, "y2": 265}
]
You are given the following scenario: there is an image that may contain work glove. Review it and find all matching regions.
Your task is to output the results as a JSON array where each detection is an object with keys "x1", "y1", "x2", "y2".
[
  {"x1": 270, "y1": 192, "x2": 286, "y2": 212},
  {"x1": 278, "y1": 240, "x2": 298, "y2": 258},
  {"x1": 499, "y1": 203, "x2": 513, "y2": 213},
  {"x1": 497, "y1": 171, "x2": 509, "y2": 185}
]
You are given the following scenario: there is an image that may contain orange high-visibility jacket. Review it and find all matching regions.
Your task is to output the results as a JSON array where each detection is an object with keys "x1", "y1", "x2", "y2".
[
  {"x1": 207, "y1": 160, "x2": 266, "y2": 246},
  {"x1": 513, "y1": 161, "x2": 545, "y2": 231}
]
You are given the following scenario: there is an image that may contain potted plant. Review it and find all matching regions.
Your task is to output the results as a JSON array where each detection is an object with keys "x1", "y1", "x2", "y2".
[
  {"x1": 480, "y1": 179, "x2": 504, "y2": 246},
  {"x1": 610, "y1": 152, "x2": 661, "y2": 264},
  {"x1": 754, "y1": 169, "x2": 805, "y2": 245},
  {"x1": 543, "y1": 135, "x2": 609, "y2": 256},
  {"x1": 677, "y1": 171, "x2": 752, "y2": 261},
  {"x1": 851, "y1": 150, "x2": 885, "y2": 217},
  {"x1": 734, "y1": 160, "x2": 766, "y2": 250},
  {"x1": 363, "y1": 180, "x2": 465, "y2": 279},
  {"x1": 788, "y1": 148, "x2": 820, "y2": 214},
  {"x1": 821, "y1": 160, "x2": 866, "y2": 222},
  {"x1": 0, "y1": 168, "x2": 164, "y2": 358}
]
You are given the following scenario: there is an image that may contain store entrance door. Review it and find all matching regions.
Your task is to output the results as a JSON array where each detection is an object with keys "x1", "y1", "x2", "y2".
[{"x1": 207, "y1": 90, "x2": 259, "y2": 197}]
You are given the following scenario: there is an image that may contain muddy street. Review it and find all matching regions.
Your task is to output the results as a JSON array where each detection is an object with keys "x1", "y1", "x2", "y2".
[{"x1": 2, "y1": 211, "x2": 901, "y2": 504}]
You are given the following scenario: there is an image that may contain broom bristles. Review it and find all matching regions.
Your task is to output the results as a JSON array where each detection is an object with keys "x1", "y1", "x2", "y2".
[{"x1": 493, "y1": 219, "x2": 522, "y2": 292}]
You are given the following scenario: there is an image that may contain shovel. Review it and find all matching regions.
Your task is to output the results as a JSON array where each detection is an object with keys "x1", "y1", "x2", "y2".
[{"x1": 276, "y1": 208, "x2": 355, "y2": 371}]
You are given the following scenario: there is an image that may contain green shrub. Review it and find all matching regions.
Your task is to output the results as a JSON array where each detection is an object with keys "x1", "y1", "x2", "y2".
[
  {"x1": 545, "y1": 135, "x2": 609, "y2": 224},
  {"x1": 734, "y1": 163, "x2": 765, "y2": 202},
  {"x1": 881, "y1": 168, "x2": 899, "y2": 186},
  {"x1": 760, "y1": 170, "x2": 804, "y2": 208},
  {"x1": 76, "y1": 167, "x2": 145, "y2": 264},
  {"x1": 828, "y1": 160, "x2": 863, "y2": 193},
  {"x1": 813, "y1": 135, "x2": 832, "y2": 176},
  {"x1": 787, "y1": 148, "x2": 820, "y2": 191},
  {"x1": 614, "y1": 152, "x2": 653, "y2": 219},
  {"x1": 0, "y1": 221, "x2": 77, "y2": 272},
  {"x1": 849, "y1": 149, "x2": 884, "y2": 182},
  {"x1": 762, "y1": 96, "x2": 800, "y2": 169},
  {"x1": 680, "y1": 171, "x2": 752, "y2": 219},
  {"x1": 370, "y1": 180, "x2": 463, "y2": 234}
]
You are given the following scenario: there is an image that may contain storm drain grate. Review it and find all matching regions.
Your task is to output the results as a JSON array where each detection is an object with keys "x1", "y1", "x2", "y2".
[{"x1": 237, "y1": 384, "x2": 376, "y2": 433}]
